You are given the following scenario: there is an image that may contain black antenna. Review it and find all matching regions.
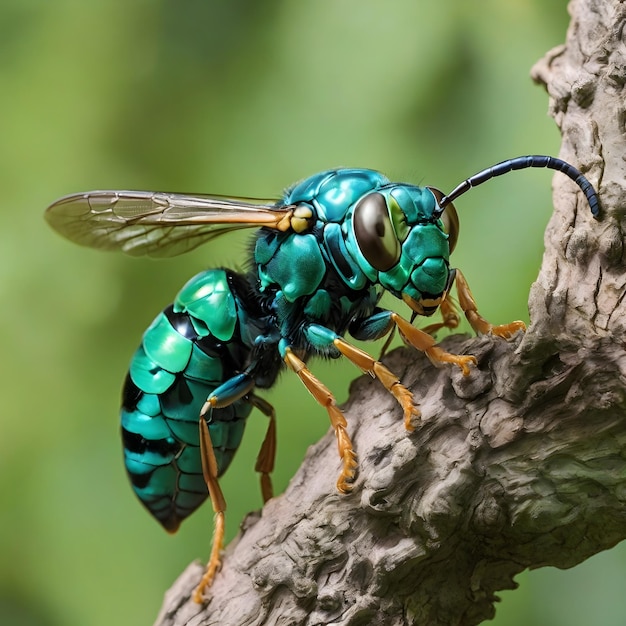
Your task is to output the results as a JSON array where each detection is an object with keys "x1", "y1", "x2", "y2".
[{"x1": 436, "y1": 155, "x2": 600, "y2": 220}]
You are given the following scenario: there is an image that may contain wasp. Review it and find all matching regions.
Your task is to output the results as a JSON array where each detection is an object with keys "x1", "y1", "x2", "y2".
[{"x1": 46, "y1": 155, "x2": 599, "y2": 601}]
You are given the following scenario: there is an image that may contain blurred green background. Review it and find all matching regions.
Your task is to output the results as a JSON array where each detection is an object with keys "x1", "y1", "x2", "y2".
[{"x1": 2, "y1": 1, "x2": 625, "y2": 625}]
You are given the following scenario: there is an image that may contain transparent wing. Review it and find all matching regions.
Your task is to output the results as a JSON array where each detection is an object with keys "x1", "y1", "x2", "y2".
[{"x1": 45, "y1": 190, "x2": 294, "y2": 258}]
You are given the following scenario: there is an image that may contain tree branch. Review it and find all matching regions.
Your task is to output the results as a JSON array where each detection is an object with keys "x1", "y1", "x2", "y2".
[{"x1": 155, "y1": 1, "x2": 626, "y2": 624}]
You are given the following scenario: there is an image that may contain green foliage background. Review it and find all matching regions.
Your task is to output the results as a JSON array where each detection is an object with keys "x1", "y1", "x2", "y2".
[{"x1": 2, "y1": 1, "x2": 625, "y2": 624}]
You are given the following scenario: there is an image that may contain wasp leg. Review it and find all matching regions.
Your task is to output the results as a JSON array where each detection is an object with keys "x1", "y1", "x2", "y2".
[
  {"x1": 350, "y1": 307, "x2": 395, "y2": 342},
  {"x1": 283, "y1": 347, "x2": 357, "y2": 494},
  {"x1": 455, "y1": 269, "x2": 526, "y2": 338},
  {"x1": 421, "y1": 269, "x2": 461, "y2": 336},
  {"x1": 378, "y1": 327, "x2": 397, "y2": 359},
  {"x1": 248, "y1": 394, "x2": 276, "y2": 503},
  {"x1": 193, "y1": 373, "x2": 256, "y2": 603},
  {"x1": 193, "y1": 417, "x2": 227, "y2": 603},
  {"x1": 332, "y1": 337, "x2": 420, "y2": 432},
  {"x1": 305, "y1": 321, "x2": 419, "y2": 430},
  {"x1": 421, "y1": 297, "x2": 461, "y2": 336},
  {"x1": 349, "y1": 307, "x2": 396, "y2": 359},
  {"x1": 199, "y1": 372, "x2": 255, "y2": 415},
  {"x1": 391, "y1": 312, "x2": 477, "y2": 374}
]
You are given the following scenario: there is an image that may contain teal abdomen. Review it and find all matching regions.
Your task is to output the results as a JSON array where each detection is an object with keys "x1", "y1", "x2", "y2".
[{"x1": 121, "y1": 269, "x2": 254, "y2": 532}]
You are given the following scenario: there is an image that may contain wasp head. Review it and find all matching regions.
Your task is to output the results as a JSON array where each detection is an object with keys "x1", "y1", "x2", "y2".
[{"x1": 347, "y1": 184, "x2": 459, "y2": 316}]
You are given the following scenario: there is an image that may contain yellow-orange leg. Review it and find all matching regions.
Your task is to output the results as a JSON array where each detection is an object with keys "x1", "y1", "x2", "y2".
[
  {"x1": 378, "y1": 325, "x2": 397, "y2": 359},
  {"x1": 391, "y1": 312, "x2": 477, "y2": 375},
  {"x1": 248, "y1": 394, "x2": 277, "y2": 503},
  {"x1": 421, "y1": 297, "x2": 461, "y2": 336},
  {"x1": 193, "y1": 409, "x2": 228, "y2": 603},
  {"x1": 333, "y1": 337, "x2": 420, "y2": 432},
  {"x1": 455, "y1": 269, "x2": 526, "y2": 337},
  {"x1": 283, "y1": 347, "x2": 357, "y2": 493}
]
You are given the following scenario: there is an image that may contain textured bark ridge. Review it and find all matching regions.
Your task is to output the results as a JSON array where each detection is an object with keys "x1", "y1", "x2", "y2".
[{"x1": 155, "y1": 2, "x2": 626, "y2": 624}]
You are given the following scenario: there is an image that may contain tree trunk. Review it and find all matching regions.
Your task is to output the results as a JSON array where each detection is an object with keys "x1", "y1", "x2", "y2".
[{"x1": 155, "y1": 1, "x2": 626, "y2": 624}]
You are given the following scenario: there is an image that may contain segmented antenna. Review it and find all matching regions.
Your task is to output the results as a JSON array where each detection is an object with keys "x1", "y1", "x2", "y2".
[{"x1": 436, "y1": 155, "x2": 600, "y2": 219}]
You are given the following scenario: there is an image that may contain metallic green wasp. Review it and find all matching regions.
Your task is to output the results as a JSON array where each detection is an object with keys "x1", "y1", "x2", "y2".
[{"x1": 45, "y1": 155, "x2": 599, "y2": 601}]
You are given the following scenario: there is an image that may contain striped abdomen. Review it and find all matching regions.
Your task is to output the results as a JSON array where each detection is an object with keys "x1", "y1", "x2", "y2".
[{"x1": 121, "y1": 269, "x2": 254, "y2": 532}]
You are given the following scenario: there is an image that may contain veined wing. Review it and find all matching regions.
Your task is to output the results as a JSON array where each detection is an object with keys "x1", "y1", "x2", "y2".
[{"x1": 45, "y1": 190, "x2": 294, "y2": 258}]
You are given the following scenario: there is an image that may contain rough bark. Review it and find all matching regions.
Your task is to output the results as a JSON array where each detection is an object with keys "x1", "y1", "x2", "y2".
[{"x1": 155, "y1": 1, "x2": 626, "y2": 624}]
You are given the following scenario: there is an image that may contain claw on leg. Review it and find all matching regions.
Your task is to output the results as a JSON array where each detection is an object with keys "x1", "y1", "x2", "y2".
[
  {"x1": 193, "y1": 416, "x2": 227, "y2": 603},
  {"x1": 333, "y1": 337, "x2": 420, "y2": 431},
  {"x1": 488, "y1": 320, "x2": 527, "y2": 338},
  {"x1": 455, "y1": 269, "x2": 526, "y2": 337},
  {"x1": 249, "y1": 394, "x2": 276, "y2": 503},
  {"x1": 391, "y1": 312, "x2": 477, "y2": 376},
  {"x1": 421, "y1": 298, "x2": 461, "y2": 336},
  {"x1": 332, "y1": 407, "x2": 358, "y2": 493},
  {"x1": 193, "y1": 511, "x2": 225, "y2": 603},
  {"x1": 423, "y1": 345, "x2": 477, "y2": 375},
  {"x1": 284, "y1": 347, "x2": 358, "y2": 492}
]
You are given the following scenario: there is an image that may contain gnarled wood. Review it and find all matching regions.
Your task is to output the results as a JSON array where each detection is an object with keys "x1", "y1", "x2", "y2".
[{"x1": 155, "y1": 1, "x2": 626, "y2": 624}]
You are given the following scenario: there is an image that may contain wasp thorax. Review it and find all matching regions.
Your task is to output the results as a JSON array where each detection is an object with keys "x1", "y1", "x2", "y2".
[{"x1": 353, "y1": 193, "x2": 401, "y2": 271}]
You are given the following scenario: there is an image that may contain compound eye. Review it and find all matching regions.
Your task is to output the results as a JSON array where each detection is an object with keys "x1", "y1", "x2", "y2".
[
  {"x1": 428, "y1": 187, "x2": 459, "y2": 254},
  {"x1": 353, "y1": 193, "x2": 401, "y2": 271}
]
